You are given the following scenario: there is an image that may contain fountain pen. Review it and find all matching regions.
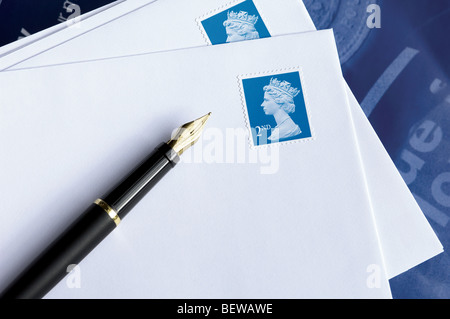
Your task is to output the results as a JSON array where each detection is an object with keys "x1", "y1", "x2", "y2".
[{"x1": 0, "y1": 113, "x2": 211, "y2": 299}]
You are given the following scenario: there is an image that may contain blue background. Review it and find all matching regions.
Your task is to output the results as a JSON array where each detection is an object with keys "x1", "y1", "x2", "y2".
[
  {"x1": 304, "y1": 0, "x2": 450, "y2": 298},
  {"x1": 242, "y1": 72, "x2": 312, "y2": 146},
  {"x1": 0, "y1": 0, "x2": 116, "y2": 47},
  {"x1": 201, "y1": 0, "x2": 271, "y2": 45},
  {"x1": 0, "y1": 0, "x2": 448, "y2": 299}
]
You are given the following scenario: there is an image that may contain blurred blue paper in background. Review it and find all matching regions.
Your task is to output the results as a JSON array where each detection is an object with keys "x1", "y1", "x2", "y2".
[
  {"x1": 304, "y1": 0, "x2": 450, "y2": 298},
  {"x1": 0, "y1": 0, "x2": 116, "y2": 47},
  {"x1": 0, "y1": 0, "x2": 448, "y2": 299}
]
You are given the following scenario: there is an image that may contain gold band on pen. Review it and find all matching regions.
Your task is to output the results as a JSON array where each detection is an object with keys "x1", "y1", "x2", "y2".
[{"x1": 94, "y1": 199, "x2": 121, "y2": 226}]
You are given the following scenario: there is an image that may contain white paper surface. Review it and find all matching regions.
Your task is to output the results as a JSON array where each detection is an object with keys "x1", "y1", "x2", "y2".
[
  {"x1": 0, "y1": 0, "x2": 127, "y2": 59},
  {"x1": 2, "y1": 0, "x2": 442, "y2": 279},
  {"x1": 0, "y1": 30, "x2": 392, "y2": 298},
  {"x1": 0, "y1": 0, "x2": 156, "y2": 68}
]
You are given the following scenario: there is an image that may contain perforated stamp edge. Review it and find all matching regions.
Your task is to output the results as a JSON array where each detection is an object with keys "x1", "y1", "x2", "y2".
[
  {"x1": 237, "y1": 67, "x2": 316, "y2": 150},
  {"x1": 195, "y1": 0, "x2": 271, "y2": 46}
]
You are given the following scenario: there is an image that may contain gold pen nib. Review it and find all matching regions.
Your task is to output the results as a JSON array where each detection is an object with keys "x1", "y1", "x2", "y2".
[{"x1": 167, "y1": 113, "x2": 211, "y2": 156}]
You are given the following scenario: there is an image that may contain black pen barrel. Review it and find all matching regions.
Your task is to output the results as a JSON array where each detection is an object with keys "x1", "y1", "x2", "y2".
[
  {"x1": 0, "y1": 143, "x2": 179, "y2": 299},
  {"x1": 0, "y1": 204, "x2": 115, "y2": 299},
  {"x1": 103, "y1": 142, "x2": 179, "y2": 219}
]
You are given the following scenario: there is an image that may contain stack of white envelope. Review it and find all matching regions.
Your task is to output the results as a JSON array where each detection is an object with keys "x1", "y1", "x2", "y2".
[{"x1": 0, "y1": 0, "x2": 443, "y2": 299}]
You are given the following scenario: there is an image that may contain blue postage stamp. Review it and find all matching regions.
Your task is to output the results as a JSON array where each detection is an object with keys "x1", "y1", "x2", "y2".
[
  {"x1": 239, "y1": 70, "x2": 313, "y2": 147},
  {"x1": 198, "y1": 0, "x2": 270, "y2": 45}
]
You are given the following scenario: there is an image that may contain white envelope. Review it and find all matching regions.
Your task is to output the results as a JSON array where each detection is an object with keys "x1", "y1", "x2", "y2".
[
  {"x1": 0, "y1": 30, "x2": 392, "y2": 298},
  {"x1": 1, "y1": 0, "x2": 442, "y2": 280},
  {"x1": 0, "y1": 0, "x2": 127, "y2": 58}
]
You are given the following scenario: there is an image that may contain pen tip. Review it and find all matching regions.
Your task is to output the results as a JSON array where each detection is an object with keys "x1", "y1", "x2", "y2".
[
  {"x1": 167, "y1": 113, "x2": 212, "y2": 156},
  {"x1": 199, "y1": 112, "x2": 212, "y2": 122}
]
